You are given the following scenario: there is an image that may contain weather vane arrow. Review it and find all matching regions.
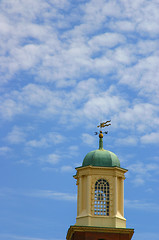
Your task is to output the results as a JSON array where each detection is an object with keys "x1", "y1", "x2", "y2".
[
  {"x1": 94, "y1": 120, "x2": 111, "y2": 136},
  {"x1": 97, "y1": 120, "x2": 111, "y2": 128}
]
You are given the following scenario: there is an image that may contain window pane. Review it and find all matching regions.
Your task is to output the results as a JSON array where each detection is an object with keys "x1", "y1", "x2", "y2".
[{"x1": 94, "y1": 179, "x2": 110, "y2": 216}]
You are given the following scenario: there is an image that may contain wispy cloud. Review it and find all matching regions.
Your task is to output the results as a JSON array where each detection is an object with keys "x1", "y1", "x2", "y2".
[
  {"x1": 41, "y1": 165, "x2": 75, "y2": 173},
  {"x1": 114, "y1": 103, "x2": 159, "y2": 132},
  {"x1": 27, "y1": 138, "x2": 48, "y2": 148},
  {"x1": 0, "y1": 0, "x2": 158, "y2": 95},
  {"x1": 81, "y1": 133, "x2": 96, "y2": 147},
  {"x1": 6, "y1": 126, "x2": 26, "y2": 144},
  {"x1": 141, "y1": 132, "x2": 159, "y2": 144},
  {"x1": 0, "y1": 146, "x2": 11, "y2": 155},
  {"x1": 115, "y1": 136, "x2": 138, "y2": 146},
  {"x1": 0, "y1": 188, "x2": 77, "y2": 202},
  {"x1": 68, "y1": 145, "x2": 79, "y2": 157},
  {"x1": 127, "y1": 162, "x2": 159, "y2": 186},
  {"x1": 28, "y1": 190, "x2": 77, "y2": 201},
  {"x1": 26, "y1": 132, "x2": 65, "y2": 148},
  {"x1": 61, "y1": 165, "x2": 74, "y2": 173},
  {"x1": 45, "y1": 153, "x2": 61, "y2": 165},
  {"x1": 0, "y1": 99, "x2": 25, "y2": 119},
  {"x1": 125, "y1": 199, "x2": 159, "y2": 212},
  {"x1": 88, "y1": 32, "x2": 125, "y2": 50},
  {"x1": 1, "y1": 82, "x2": 159, "y2": 143}
]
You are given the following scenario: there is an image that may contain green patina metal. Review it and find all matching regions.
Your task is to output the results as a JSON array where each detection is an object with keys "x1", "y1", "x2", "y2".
[
  {"x1": 99, "y1": 137, "x2": 103, "y2": 150},
  {"x1": 82, "y1": 137, "x2": 120, "y2": 168}
]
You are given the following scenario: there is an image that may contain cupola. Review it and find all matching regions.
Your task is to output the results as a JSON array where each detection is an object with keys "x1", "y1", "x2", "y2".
[
  {"x1": 67, "y1": 122, "x2": 134, "y2": 240},
  {"x1": 73, "y1": 126, "x2": 127, "y2": 228}
]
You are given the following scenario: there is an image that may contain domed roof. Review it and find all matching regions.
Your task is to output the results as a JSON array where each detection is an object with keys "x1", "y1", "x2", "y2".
[
  {"x1": 82, "y1": 134, "x2": 120, "y2": 168},
  {"x1": 82, "y1": 149, "x2": 120, "y2": 167}
]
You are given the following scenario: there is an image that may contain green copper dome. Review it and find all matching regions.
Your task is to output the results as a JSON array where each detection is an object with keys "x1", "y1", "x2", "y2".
[{"x1": 82, "y1": 136, "x2": 120, "y2": 168}]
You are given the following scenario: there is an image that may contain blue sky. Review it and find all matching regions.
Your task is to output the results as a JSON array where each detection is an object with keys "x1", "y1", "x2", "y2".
[{"x1": 0, "y1": 0, "x2": 159, "y2": 239}]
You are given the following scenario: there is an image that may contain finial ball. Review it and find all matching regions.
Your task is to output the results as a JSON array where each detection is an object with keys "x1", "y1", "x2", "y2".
[{"x1": 99, "y1": 131, "x2": 103, "y2": 138}]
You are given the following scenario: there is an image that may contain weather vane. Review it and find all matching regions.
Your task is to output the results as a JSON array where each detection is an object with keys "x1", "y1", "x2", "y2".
[{"x1": 94, "y1": 120, "x2": 111, "y2": 136}]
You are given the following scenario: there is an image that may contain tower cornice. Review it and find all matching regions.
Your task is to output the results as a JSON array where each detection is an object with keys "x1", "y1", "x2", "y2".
[{"x1": 66, "y1": 225, "x2": 134, "y2": 240}]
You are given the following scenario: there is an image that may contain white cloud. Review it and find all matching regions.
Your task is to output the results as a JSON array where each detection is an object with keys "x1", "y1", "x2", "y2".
[
  {"x1": 19, "y1": 84, "x2": 61, "y2": 107},
  {"x1": 46, "y1": 153, "x2": 60, "y2": 165},
  {"x1": 0, "y1": 99, "x2": 25, "y2": 119},
  {"x1": 112, "y1": 46, "x2": 136, "y2": 64},
  {"x1": 25, "y1": 190, "x2": 77, "y2": 201},
  {"x1": 27, "y1": 138, "x2": 48, "y2": 148},
  {"x1": 141, "y1": 132, "x2": 159, "y2": 144},
  {"x1": 136, "y1": 2, "x2": 159, "y2": 36},
  {"x1": 78, "y1": 90, "x2": 128, "y2": 121},
  {"x1": 1, "y1": 83, "x2": 159, "y2": 146},
  {"x1": 0, "y1": 0, "x2": 158, "y2": 93},
  {"x1": 132, "y1": 177, "x2": 145, "y2": 186},
  {"x1": 68, "y1": 145, "x2": 79, "y2": 152},
  {"x1": 125, "y1": 199, "x2": 159, "y2": 212},
  {"x1": 118, "y1": 55, "x2": 159, "y2": 102},
  {"x1": 136, "y1": 40, "x2": 158, "y2": 56},
  {"x1": 114, "y1": 102, "x2": 159, "y2": 132},
  {"x1": 47, "y1": 132, "x2": 65, "y2": 145},
  {"x1": 115, "y1": 136, "x2": 138, "y2": 146},
  {"x1": 26, "y1": 132, "x2": 65, "y2": 148},
  {"x1": 0, "y1": 84, "x2": 63, "y2": 119},
  {"x1": 0, "y1": 0, "x2": 71, "y2": 84},
  {"x1": 0, "y1": 146, "x2": 11, "y2": 155},
  {"x1": 7, "y1": 126, "x2": 26, "y2": 144},
  {"x1": 88, "y1": 32, "x2": 125, "y2": 50},
  {"x1": 61, "y1": 165, "x2": 74, "y2": 173},
  {"x1": 110, "y1": 20, "x2": 135, "y2": 32},
  {"x1": 127, "y1": 162, "x2": 159, "y2": 186},
  {"x1": 0, "y1": 187, "x2": 77, "y2": 202},
  {"x1": 83, "y1": 0, "x2": 121, "y2": 24},
  {"x1": 0, "y1": 0, "x2": 158, "y2": 170},
  {"x1": 0, "y1": 83, "x2": 128, "y2": 127},
  {"x1": 16, "y1": 159, "x2": 32, "y2": 166},
  {"x1": 11, "y1": 44, "x2": 42, "y2": 71},
  {"x1": 68, "y1": 145, "x2": 79, "y2": 157},
  {"x1": 81, "y1": 133, "x2": 96, "y2": 147},
  {"x1": 0, "y1": 0, "x2": 158, "y2": 134}
]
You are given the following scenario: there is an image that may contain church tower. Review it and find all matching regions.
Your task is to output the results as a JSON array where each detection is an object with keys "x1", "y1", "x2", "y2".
[{"x1": 66, "y1": 123, "x2": 134, "y2": 240}]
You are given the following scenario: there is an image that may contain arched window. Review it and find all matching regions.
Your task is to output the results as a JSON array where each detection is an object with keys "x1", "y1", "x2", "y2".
[{"x1": 94, "y1": 179, "x2": 110, "y2": 216}]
